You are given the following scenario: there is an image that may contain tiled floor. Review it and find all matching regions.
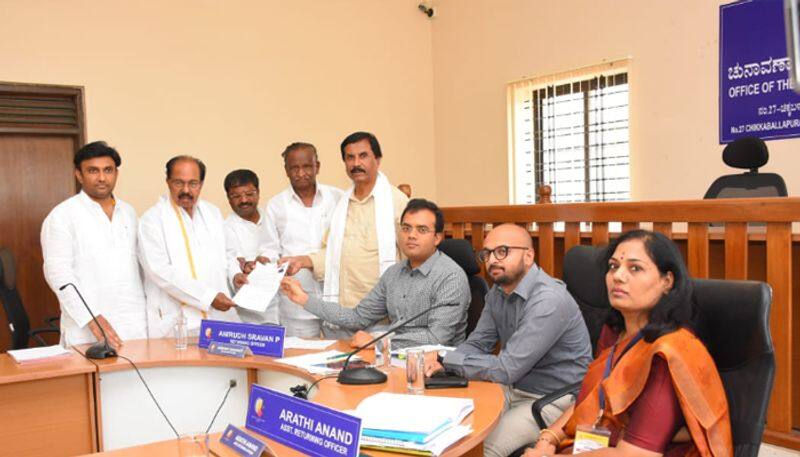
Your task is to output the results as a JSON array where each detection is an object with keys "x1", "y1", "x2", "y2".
[{"x1": 761, "y1": 443, "x2": 800, "y2": 457}]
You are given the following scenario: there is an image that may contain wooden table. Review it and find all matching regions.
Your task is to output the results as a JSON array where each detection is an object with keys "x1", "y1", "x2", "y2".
[
  {"x1": 74, "y1": 338, "x2": 503, "y2": 456},
  {"x1": 0, "y1": 350, "x2": 98, "y2": 456}
]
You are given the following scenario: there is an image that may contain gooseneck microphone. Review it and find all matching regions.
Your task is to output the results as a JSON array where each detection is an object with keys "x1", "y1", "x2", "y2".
[
  {"x1": 59, "y1": 282, "x2": 117, "y2": 359},
  {"x1": 337, "y1": 302, "x2": 460, "y2": 385}
]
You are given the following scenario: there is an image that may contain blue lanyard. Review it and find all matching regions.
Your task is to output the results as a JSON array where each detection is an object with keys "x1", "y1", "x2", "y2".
[{"x1": 596, "y1": 330, "x2": 644, "y2": 422}]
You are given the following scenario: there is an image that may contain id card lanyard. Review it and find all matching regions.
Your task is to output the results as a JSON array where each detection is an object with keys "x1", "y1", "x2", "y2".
[
  {"x1": 596, "y1": 330, "x2": 645, "y2": 426},
  {"x1": 573, "y1": 330, "x2": 644, "y2": 454}
]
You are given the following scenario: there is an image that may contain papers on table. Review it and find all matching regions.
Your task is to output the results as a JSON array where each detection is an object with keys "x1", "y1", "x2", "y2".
[
  {"x1": 360, "y1": 425, "x2": 473, "y2": 456},
  {"x1": 233, "y1": 263, "x2": 287, "y2": 312},
  {"x1": 349, "y1": 392, "x2": 475, "y2": 455},
  {"x1": 8, "y1": 345, "x2": 72, "y2": 364},
  {"x1": 283, "y1": 337, "x2": 336, "y2": 350},
  {"x1": 275, "y1": 349, "x2": 359, "y2": 375},
  {"x1": 392, "y1": 344, "x2": 455, "y2": 358}
]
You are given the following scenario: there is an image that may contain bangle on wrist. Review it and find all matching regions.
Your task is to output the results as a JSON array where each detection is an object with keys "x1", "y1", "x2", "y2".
[{"x1": 538, "y1": 428, "x2": 561, "y2": 447}]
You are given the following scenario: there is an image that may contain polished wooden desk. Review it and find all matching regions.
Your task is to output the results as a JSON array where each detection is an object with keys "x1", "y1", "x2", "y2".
[
  {"x1": 0, "y1": 350, "x2": 98, "y2": 456},
  {"x1": 75, "y1": 338, "x2": 503, "y2": 457}
]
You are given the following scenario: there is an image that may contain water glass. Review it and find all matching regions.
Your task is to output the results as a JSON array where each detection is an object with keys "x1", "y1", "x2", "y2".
[
  {"x1": 174, "y1": 316, "x2": 188, "y2": 350},
  {"x1": 374, "y1": 332, "x2": 393, "y2": 371},
  {"x1": 406, "y1": 348, "x2": 425, "y2": 394}
]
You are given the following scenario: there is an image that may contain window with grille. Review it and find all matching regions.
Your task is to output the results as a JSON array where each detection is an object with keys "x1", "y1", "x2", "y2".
[{"x1": 508, "y1": 62, "x2": 630, "y2": 204}]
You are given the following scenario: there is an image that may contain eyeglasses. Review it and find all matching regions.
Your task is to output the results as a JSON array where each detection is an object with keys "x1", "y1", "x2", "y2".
[
  {"x1": 228, "y1": 190, "x2": 258, "y2": 200},
  {"x1": 476, "y1": 245, "x2": 530, "y2": 262},
  {"x1": 400, "y1": 224, "x2": 434, "y2": 235},
  {"x1": 169, "y1": 179, "x2": 201, "y2": 190}
]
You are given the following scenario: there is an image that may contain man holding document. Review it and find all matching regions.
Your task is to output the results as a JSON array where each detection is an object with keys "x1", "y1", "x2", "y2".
[
  {"x1": 280, "y1": 199, "x2": 470, "y2": 349},
  {"x1": 138, "y1": 155, "x2": 241, "y2": 337},
  {"x1": 279, "y1": 132, "x2": 409, "y2": 339}
]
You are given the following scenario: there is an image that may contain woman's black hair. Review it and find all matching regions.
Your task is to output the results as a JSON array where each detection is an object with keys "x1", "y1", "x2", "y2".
[{"x1": 601, "y1": 229, "x2": 694, "y2": 343}]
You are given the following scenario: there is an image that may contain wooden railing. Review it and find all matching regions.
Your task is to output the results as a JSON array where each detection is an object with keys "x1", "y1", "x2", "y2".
[{"x1": 441, "y1": 197, "x2": 800, "y2": 449}]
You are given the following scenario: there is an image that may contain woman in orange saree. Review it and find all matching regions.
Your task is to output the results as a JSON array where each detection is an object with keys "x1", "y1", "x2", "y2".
[{"x1": 523, "y1": 230, "x2": 732, "y2": 457}]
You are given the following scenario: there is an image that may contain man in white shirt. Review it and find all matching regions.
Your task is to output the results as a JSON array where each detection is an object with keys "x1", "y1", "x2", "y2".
[
  {"x1": 280, "y1": 132, "x2": 408, "y2": 339},
  {"x1": 138, "y1": 155, "x2": 241, "y2": 338},
  {"x1": 222, "y1": 169, "x2": 277, "y2": 324},
  {"x1": 255, "y1": 142, "x2": 342, "y2": 337},
  {"x1": 41, "y1": 141, "x2": 146, "y2": 348}
]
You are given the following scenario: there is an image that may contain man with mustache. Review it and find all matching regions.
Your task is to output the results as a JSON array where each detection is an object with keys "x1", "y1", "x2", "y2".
[
  {"x1": 138, "y1": 155, "x2": 241, "y2": 338},
  {"x1": 222, "y1": 169, "x2": 277, "y2": 324},
  {"x1": 280, "y1": 132, "x2": 408, "y2": 339},
  {"x1": 423, "y1": 224, "x2": 591, "y2": 457},
  {"x1": 281, "y1": 199, "x2": 469, "y2": 348},
  {"x1": 41, "y1": 141, "x2": 146, "y2": 349},
  {"x1": 254, "y1": 143, "x2": 342, "y2": 337}
]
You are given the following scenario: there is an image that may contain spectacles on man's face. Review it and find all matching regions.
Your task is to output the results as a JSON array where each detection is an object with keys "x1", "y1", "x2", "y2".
[
  {"x1": 228, "y1": 190, "x2": 258, "y2": 200},
  {"x1": 476, "y1": 245, "x2": 530, "y2": 262},
  {"x1": 169, "y1": 179, "x2": 201, "y2": 190},
  {"x1": 400, "y1": 224, "x2": 434, "y2": 235}
]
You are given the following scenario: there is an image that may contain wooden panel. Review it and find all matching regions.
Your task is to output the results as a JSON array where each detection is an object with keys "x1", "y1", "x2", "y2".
[
  {"x1": 0, "y1": 374, "x2": 96, "y2": 455},
  {"x1": 0, "y1": 135, "x2": 77, "y2": 350},
  {"x1": 591, "y1": 222, "x2": 608, "y2": 246},
  {"x1": 452, "y1": 222, "x2": 465, "y2": 240},
  {"x1": 724, "y1": 222, "x2": 748, "y2": 280},
  {"x1": 687, "y1": 223, "x2": 709, "y2": 278},
  {"x1": 564, "y1": 222, "x2": 580, "y2": 253},
  {"x1": 621, "y1": 222, "x2": 638, "y2": 233},
  {"x1": 441, "y1": 198, "x2": 800, "y2": 223},
  {"x1": 653, "y1": 222, "x2": 673, "y2": 238},
  {"x1": 767, "y1": 222, "x2": 793, "y2": 432},
  {"x1": 470, "y1": 223, "x2": 485, "y2": 253},
  {"x1": 538, "y1": 222, "x2": 555, "y2": 275}
]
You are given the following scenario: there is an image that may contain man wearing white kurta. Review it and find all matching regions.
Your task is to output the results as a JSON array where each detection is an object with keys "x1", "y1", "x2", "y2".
[
  {"x1": 139, "y1": 155, "x2": 240, "y2": 338},
  {"x1": 222, "y1": 169, "x2": 278, "y2": 324},
  {"x1": 280, "y1": 132, "x2": 408, "y2": 340},
  {"x1": 42, "y1": 141, "x2": 146, "y2": 348},
  {"x1": 257, "y1": 142, "x2": 342, "y2": 337}
]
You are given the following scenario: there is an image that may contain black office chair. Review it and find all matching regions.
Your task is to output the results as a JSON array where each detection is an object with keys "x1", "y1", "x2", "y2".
[
  {"x1": 529, "y1": 246, "x2": 775, "y2": 457},
  {"x1": 704, "y1": 137, "x2": 787, "y2": 199},
  {"x1": 693, "y1": 279, "x2": 774, "y2": 457},
  {"x1": 529, "y1": 245, "x2": 609, "y2": 431},
  {"x1": 437, "y1": 239, "x2": 489, "y2": 336},
  {"x1": 0, "y1": 247, "x2": 60, "y2": 349}
]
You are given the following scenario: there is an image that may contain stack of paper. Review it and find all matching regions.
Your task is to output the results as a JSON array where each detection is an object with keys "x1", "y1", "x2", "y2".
[
  {"x1": 350, "y1": 393, "x2": 474, "y2": 456},
  {"x1": 275, "y1": 350, "x2": 360, "y2": 375},
  {"x1": 283, "y1": 337, "x2": 336, "y2": 350},
  {"x1": 8, "y1": 345, "x2": 72, "y2": 364}
]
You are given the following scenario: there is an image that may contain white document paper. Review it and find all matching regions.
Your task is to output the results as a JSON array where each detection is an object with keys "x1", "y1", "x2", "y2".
[
  {"x1": 8, "y1": 345, "x2": 72, "y2": 363},
  {"x1": 283, "y1": 337, "x2": 337, "y2": 350},
  {"x1": 233, "y1": 263, "x2": 287, "y2": 312},
  {"x1": 275, "y1": 349, "x2": 358, "y2": 375},
  {"x1": 351, "y1": 392, "x2": 474, "y2": 435}
]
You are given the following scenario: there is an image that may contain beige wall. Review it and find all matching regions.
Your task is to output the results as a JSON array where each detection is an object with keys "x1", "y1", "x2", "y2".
[
  {"x1": 0, "y1": 0, "x2": 436, "y2": 214},
  {"x1": 430, "y1": 0, "x2": 800, "y2": 206},
  {"x1": 4, "y1": 0, "x2": 799, "y2": 211}
]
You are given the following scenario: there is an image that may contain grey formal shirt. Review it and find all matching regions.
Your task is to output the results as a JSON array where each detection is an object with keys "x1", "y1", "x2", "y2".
[
  {"x1": 443, "y1": 264, "x2": 591, "y2": 395},
  {"x1": 304, "y1": 250, "x2": 470, "y2": 349}
]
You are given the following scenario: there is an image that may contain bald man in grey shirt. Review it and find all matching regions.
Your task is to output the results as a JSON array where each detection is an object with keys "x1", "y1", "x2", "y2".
[{"x1": 425, "y1": 224, "x2": 591, "y2": 457}]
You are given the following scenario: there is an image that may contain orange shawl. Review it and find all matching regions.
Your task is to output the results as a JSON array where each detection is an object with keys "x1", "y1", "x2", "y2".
[{"x1": 563, "y1": 328, "x2": 732, "y2": 457}]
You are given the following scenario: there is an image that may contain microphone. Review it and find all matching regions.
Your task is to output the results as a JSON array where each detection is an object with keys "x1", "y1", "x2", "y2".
[
  {"x1": 205, "y1": 379, "x2": 237, "y2": 434},
  {"x1": 337, "y1": 302, "x2": 460, "y2": 385},
  {"x1": 59, "y1": 282, "x2": 117, "y2": 359}
]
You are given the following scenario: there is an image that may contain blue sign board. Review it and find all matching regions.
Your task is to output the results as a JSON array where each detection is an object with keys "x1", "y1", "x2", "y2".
[
  {"x1": 720, "y1": 0, "x2": 800, "y2": 143},
  {"x1": 246, "y1": 384, "x2": 362, "y2": 457},
  {"x1": 199, "y1": 320, "x2": 285, "y2": 358},
  {"x1": 219, "y1": 424, "x2": 268, "y2": 457},
  {"x1": 207, "y1": 340, "x2": 249, "y2": 358}
]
